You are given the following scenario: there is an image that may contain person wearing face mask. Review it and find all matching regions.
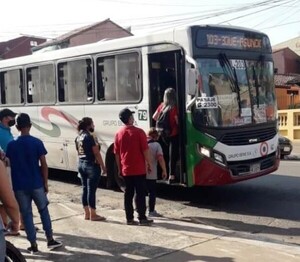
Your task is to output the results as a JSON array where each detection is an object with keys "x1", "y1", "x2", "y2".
[
  {"x1": 0, "y1": 108, "x2": 19, "y2": 234},
  {"x1": 75, "y1": 117, "x2": 107, "y2": 221},
  {"x1": 0, "y1": 108, "x2": 17, "y2": 154}
]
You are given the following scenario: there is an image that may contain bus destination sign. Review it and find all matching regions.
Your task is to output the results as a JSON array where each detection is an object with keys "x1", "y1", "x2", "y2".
[
  {"x1": 195, "y1": 29, "x2": 271, "y2": 52},
  {"x1": 206, "y1": 34, "x2": 262, "y2": 50}
]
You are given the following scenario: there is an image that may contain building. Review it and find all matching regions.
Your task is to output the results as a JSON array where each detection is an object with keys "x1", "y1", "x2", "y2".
[
  {"x1": 0, "y1": 36, "x2": 47, "y2": 59},
  {"x1": 272, "y1": 42, "x2": 300, "y2": 109},
  {"x1": 273, "y1": 36, "x2": 300, "y2": 56},
  {"x1": 33, "y1": 19, "x2": 133, "y2": 53}
]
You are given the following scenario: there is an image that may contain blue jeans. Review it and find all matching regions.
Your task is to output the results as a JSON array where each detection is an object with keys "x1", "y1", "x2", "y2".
[
  {"x1": 0, "y1": 229, "x2": 5, "y2": 262},
  {"x1": 78, "y1": 160, "x2": 101, "y2": 209},
  {"x1": 15, "y1": 187, "x2": 53, "y2": 243}
]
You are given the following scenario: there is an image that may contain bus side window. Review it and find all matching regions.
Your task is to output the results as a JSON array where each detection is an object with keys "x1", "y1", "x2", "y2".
[
  {"x1": 26, "y1": 65, "x2": 55, "y2": 104},
  {"x1": 104, "y1": 57, "x2": 116, "y2": 101},
  {"x1": 117, "y1": 53, "x2": 140, "y2": 101},
  {"x1": 1, "y1": 69, "x2": 23, "y2": 105},
  {"x1": 58, "y1": 59, "x2": 92, "y2": 103},
  {"x1": 58, "y1": 63, "x2": 66, "y2": 102},
  {"x1": 96, "y1": 56, "x2": 116, "y2": 101},
  {"x1": 0, "y1": 72, "x2": 6, "y2": 104},
  {"x1": 86, "y1": 61, "x2": 93, "y2": 100},
  {"x1": 96, "y1": 59, "x2": 105, "y2": 101}
]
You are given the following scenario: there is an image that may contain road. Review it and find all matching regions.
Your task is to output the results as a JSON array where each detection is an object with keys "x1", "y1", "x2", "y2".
[
  {"x1": 154, "y1": 159, "x2": 300, "y2": 246},
  {"x1": 47, "y1": 159, "x2": 300, "y2": 246}
]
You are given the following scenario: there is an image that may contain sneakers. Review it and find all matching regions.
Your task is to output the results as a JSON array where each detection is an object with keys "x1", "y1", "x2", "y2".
[
  {"x1": 127, "y1": 218, "x2": 153, "y2": 225},
  {"x1": 126, "y1": 220, "x2": 139, "y2": 225},
  {"x1": 27, "y1": 243, "x2": 39, "y2": 254},
  {"x1": 139, "y1": 218, "x2": 153, "y2": 225},
  {"x1": 148, "y1": 210, "x2": 162, "y2": 217},
  {"x1": 47, "y1": 239, "x2": 63, "y2": 250}
]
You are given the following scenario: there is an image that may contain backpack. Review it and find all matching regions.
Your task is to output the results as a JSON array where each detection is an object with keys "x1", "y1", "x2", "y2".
[{"x1": 156, "y1": 106, "x2": 171, "y2": 137}]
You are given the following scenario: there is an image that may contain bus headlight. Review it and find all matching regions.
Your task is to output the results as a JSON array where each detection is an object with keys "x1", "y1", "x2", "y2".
[
  {"x1": 197, "y1": 144, "x2": 226, "y2": 166},
  {"x1": 213, "y1": 152, "x2": 225, "y2": 165},
  {"x1": 199, "y1": 146, "x2": 211, "y2": 157}
]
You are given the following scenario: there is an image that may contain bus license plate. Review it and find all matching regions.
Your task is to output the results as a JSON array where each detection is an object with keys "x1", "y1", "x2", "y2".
[
  {"x1": 250, "y1": 163, "x2": 260, "y2": 173},
  {"x1": 284, "y1": 146, "x2": 290, "y2": 152}
]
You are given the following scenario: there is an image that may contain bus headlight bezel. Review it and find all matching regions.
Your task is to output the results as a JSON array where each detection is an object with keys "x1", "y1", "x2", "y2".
[{"x1": 197, "y1": 144, "x2": 226, "y2": 166}]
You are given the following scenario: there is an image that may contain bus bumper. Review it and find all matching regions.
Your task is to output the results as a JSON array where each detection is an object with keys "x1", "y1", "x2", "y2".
[{"x1": 193, "y1": 155, "x2": 280, "y2": 186}]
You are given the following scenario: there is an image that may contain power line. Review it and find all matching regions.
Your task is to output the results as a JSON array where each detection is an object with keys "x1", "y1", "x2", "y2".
[{"x1": 0, "y1": 0, "x2": 299, "y2": 41}]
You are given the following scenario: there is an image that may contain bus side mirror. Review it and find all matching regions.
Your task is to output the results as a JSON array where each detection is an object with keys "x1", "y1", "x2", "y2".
[{"x1": 187, "y1": 68, "x2": 198, "y2": 96}]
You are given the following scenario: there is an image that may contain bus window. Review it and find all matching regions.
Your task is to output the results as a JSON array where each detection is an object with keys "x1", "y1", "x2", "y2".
[
  {"x1": 104, "y1": 57, "x2": 116, "y2": 101},
  {"x1": 117, "y1": 53, "x2": 140, "y2": 101},
  {"x1": 0, "y1": 72, "x2": 6, "y2": 104},
  {"x1": 96, "y1": 52, "x2": 140, "y2": 102},
  {"x1": 0, "y1": 69, "x2": 23, "y2": 105},
  {"x1": 26, "y1": 64, "x2": 55, "y2": 104},
  {"x1": 57, "y1": 58, "x2": 93, "y2": 103}
]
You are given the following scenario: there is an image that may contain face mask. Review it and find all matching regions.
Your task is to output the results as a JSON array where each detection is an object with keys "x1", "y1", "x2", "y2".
[
  {"x1": 8, "y1": 119, "x2": 15, "y2": 127},
  {"x1": 89, "y1": 128, "x2": 94, "y2": 133}
]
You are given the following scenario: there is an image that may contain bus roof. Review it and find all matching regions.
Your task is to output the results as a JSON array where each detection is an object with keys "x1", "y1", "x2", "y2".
[{"x1": 0, "y1": 24, "x2": 268, "y2": 69}]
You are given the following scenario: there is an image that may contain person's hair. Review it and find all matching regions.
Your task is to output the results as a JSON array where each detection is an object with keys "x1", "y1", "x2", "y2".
[
  {"x1": 77, "y1": 117, "x2": 93, "y2": 132},
  {"x1": 16, "y1": 113, "x2": 31, "y2": 129},
  {"x1": 147, "y1": 127, "x2": 159, "y2": 139},
  {"x1": 163, "y1": 87, "x2": 176, "y2": 107}
]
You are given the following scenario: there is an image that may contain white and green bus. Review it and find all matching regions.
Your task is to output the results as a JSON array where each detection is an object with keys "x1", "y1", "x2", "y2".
[{"x1": 0, "y1": 24, "x2": 279, "y2": 188}]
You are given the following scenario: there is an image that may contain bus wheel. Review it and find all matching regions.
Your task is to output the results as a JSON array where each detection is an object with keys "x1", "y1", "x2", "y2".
[{"x1": 106, "y1": 153, "x2": 126, "y2": 192}]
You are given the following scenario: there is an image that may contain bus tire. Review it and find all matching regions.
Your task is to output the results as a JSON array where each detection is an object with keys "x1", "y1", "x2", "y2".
[
  {"x1": 5, "y1": 240, "x2": 27, "y2": 262},
  {"x1": 106, "y1": 150, "x2": 126, "y2": 192}
]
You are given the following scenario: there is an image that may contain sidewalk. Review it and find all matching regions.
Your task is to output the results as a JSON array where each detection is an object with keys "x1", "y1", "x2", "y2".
[{"x1": 6, "y1": 201, "x2": 300, "y2": 262}]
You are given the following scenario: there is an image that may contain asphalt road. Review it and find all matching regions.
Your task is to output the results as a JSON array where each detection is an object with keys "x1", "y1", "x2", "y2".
[{"x1": 154, "y1": 159, "x2": 300, "y2": 246}]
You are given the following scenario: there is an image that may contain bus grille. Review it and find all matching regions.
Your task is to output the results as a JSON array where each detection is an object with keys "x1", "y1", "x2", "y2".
[
  {"x1": 228, "y1": 153, "x2": 276, "y2": 176},
  {"x1": 220, "y1": 127, "x2": 277, "y2": 146}
]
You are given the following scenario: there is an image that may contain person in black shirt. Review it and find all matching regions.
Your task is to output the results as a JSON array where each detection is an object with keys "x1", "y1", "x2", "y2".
[{"x1": 75, "y1": 117, "x2": 106, "y2": 221}]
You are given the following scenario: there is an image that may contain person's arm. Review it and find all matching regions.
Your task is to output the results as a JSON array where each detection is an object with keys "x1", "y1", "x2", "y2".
[
  {"x1": 40, "y1": 155, "x2": 49, "y2": 193},
  {"x1": 115, "y1": 154, "x2": 122, "y2": 177},
  {"x1": 92, "y1": 145, "x2": 106, "y2": 174},
  {"x1": 152, "y1": 103, "x2": 162, "y2": 121},
  {"x1": 158, "y1": 155, "x2": 167, "y2": 179},
  {"x1": 143, "y1": 149, "x2": 152, "y2": 173},
  {"x1": 0, "y1": 161, "x2": 19, "y2": 232}
]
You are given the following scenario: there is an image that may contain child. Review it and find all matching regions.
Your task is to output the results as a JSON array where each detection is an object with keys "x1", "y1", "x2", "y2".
[
  {"x1": 6, "y1": 113, "x2": 62, "y2": 254},
  {"x1": 146, "y1": 128, "x2": 167, "y2": 217}
]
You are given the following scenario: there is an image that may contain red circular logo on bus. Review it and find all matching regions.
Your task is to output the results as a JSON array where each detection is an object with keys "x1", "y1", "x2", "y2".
[{"x1": 260, "y1": 142, "x2": 268, "y2": 156}]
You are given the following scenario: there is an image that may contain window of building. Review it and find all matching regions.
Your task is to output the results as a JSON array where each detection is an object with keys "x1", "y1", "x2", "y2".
[
  {"x1": 30, "y1": 41, "x2": 38, "y2": 47},
  {"x1": 0, "y1": 69, "x2": 23, "y2": 105},
  {"x1": 96, "y1": 52, "x2": 141, "y2": 102},
  {"x1": 26, "y1": 64, "x2": 55, "y2": 104},
  {"x1": 57, "y1": 58, "x2": 93, "y2": 103}
]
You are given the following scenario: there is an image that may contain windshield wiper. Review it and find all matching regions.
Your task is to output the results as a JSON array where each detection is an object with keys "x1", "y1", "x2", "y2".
[
  {"x1": 218, "y1": 53, "x2": 242, "y2": 115},
  {"x1": 252, "y1": 65, "x2": 260, "y2": 108}
]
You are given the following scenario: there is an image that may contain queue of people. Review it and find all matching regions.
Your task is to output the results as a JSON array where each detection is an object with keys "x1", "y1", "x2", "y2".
[{"x1": 0, "y1": 88, "x2": 179, "y2": 257}]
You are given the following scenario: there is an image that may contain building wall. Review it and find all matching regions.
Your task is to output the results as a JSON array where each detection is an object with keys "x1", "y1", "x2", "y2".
[
  {"x1": 0, "y1": 36, "x2": 46, "y2": 59},
  {"x1": 276, "y1": 86, "x2": 300, "y2": 110},
  {"x1": 272, "y1": 50, "x2": 286, "y2": 74},
  {"x1": 273, "y1": 48, "x2": 300, "y2": 74}
]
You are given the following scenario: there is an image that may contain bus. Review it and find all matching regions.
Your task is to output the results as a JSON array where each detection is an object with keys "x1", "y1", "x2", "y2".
[{"x1": 0, "y1": 24, "x2": 279, "y2": 188}]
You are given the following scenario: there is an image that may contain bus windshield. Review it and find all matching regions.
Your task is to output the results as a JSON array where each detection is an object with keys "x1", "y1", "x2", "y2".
[{"x1": 193, "y1": 57, "x2": 276, "y2": 128}]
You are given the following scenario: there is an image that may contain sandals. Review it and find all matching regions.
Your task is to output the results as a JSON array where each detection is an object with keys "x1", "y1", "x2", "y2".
[{"x1": 90, "y1": 215, "x2": 106, "y2": 221}]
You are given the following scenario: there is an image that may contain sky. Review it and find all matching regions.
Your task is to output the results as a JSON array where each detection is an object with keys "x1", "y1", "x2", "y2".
[{"x1": 0, "y1": 0, "x2": 299, "y2": 46}]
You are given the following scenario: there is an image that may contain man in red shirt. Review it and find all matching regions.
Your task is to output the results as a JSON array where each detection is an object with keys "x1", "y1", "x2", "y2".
[{"x1": 114, "y1": 108, "x2": 153, "y2": 225}]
